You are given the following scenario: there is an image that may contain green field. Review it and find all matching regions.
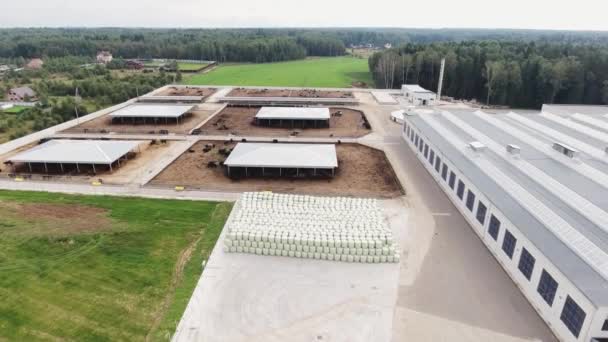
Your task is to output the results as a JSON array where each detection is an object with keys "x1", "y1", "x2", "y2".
[
  {"x1": 2, "y1": 105, "x2": 29, "y2": 114},
  {"x1": 184, "y1": 57, "x2": 374, "y2": 88},
  {"x1": 0, "y1": 190, "x2": 232, "y2": 341},
  {"x1": 178, "y1": 62, "x2": 210, "y2": 72}
]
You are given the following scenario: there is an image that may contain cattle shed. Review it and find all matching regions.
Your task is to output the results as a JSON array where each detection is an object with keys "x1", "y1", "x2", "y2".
[
  {"x1": 224, "y1": 143, "x2": 338, "y2": 178},
  {"x1": 254, "y1": 107, "x2": 331, "y2": 128},
  {"x1": 7, "y1": 139, "x2": 141, "y2": 174},
  {"x1": 109, "y1": 104, "x2": 194, "y2": 125}
]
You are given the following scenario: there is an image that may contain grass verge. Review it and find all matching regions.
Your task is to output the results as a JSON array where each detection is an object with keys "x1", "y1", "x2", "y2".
[{"x1": 0, "y1": 190, "x2": 232, "y2": 341}]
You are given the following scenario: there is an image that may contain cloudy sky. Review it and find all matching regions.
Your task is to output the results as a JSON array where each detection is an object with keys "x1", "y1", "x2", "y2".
[{"x1": 2, "y1": 0, "x2": 607, "y2": 31}]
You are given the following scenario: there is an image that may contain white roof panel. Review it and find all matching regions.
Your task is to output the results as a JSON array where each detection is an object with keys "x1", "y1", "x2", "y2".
[
  {"x1": 224, "y1": 143, "x2": 337, "y2": 169},
  {"x1": 256, "y1": 107, "x2": 330, "y2": 120},
  {"x1": 109, "y1": 104, "x2": 193, "y2": 118},
  {"x1": 9, "y1": 140, "x2": 141, "y2": 164},
  {"x1": 402, "y1": 84, "x2": 435, "y2": 94}
]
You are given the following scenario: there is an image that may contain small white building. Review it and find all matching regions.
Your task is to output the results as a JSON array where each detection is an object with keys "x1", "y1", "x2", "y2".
[
  {"x1": 402, "y1": 84, "x2": 436, "y2": 106},
  {"x1": 96, "y1": 51, "x2": 113, "y2": 64}
]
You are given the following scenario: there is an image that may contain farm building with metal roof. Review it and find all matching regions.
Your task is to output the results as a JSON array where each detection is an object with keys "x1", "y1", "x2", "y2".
[
  {"x1": 7, "y1": 139, "x2": 141, "y2": 174},
  {"x1": 224, "y1": 143, "x2": 337, "y2": 178},
  {"x1": 254, "y1": 107, "x2": 331, "y2": 128},
  {"x1": 403, "y1": 107, "x2": 608, "y2": 342},
  {"x1": 109, "y1": 104, "x2": 194, "y2": 124}
]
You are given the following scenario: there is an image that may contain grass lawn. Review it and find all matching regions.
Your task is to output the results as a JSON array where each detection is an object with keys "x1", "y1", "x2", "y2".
[
  {"x1": 184, "y1": 57, "x2": 374, "y2": 88},
  {"x1": 178, "y1": 62, "x2": 210, "y2": 72},
  {"x1": 0, "y1": 190, "x2": 232, "y2": 341},
  {"x1": 2, "y1": 106, "x2": 29, "y2": 114}
]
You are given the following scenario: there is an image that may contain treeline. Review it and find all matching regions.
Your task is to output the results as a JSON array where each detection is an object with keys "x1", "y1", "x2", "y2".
[
  {"x1": 0, "y1": 28, "x2": 346, "y2": 63},
  {"x1": 370, "y1": 41, "x2": 608, "y2": 108},
  {"x1": 37, "y1": 71, "x2": 175, "y2": 105}
]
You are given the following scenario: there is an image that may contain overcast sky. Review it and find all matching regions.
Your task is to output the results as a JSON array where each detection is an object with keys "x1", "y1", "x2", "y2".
[{"x1": 2, "y1": 0, "x2": 607, "y2": 31}]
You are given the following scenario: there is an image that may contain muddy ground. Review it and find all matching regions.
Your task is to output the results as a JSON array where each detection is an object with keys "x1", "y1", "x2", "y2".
[
  {"x1": 149, "y1": 141, "x2": 403, "y2": 198},
  {"x1": 199, "y1": 106, "x2": 371, "y2": 138},
  {"x1": 227, "y1": 88, "x2": 354, "y2": 99},
  {"x1": 63, "y1": 106, "x2": 219, "y2": 135},
  {"x1": 155, "y1": 86, "x2": 217, "y2": 98}
]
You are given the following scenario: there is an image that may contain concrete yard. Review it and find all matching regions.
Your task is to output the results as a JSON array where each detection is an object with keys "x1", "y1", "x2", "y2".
[{"x1": 172, "y1": 197, "x2": 408, "y2": 342}]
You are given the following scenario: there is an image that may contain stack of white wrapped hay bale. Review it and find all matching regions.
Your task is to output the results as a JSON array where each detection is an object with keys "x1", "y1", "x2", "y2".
[{"x1": 224, "y1": 192, "x2": 399, "y2": 263}]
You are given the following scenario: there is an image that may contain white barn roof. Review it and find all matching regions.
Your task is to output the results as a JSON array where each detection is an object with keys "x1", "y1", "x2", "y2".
[
  {"x1": 256, "y1": 107, "x2": 330, "y2": 120},
  {"x1": 224, "y1": 143, "x2": 338, "y2": 169},
  {"x1": 9, "y1": 140, "x2": 141, "y2": 164},
  {"x1": 109, "y1": 104, "x2": 194, "y2": 118},
  {"x1": 402, "y1": 84, "x2": 435, "y2": 94}
]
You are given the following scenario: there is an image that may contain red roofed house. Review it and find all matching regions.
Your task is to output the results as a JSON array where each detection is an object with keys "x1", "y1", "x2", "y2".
[{"x1": 26, "y1": 58, "x2": 44, "y2": 70}]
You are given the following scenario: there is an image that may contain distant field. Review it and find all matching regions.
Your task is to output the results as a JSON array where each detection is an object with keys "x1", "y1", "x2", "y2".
[
  {"x1": 178, "y1": 62, "x2": 210, "y2": 72},
  {"x1": 0, "y1": 190, "x2": 232, "y2": 341},
  {"x1": 184, "y1": 57, "x2": 374, "y2": 88}
]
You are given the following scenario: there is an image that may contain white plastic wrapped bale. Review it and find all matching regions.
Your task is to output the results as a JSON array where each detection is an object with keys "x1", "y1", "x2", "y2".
[{"x1": 223, "y1": 192, "x2": 399, "y2": 263}]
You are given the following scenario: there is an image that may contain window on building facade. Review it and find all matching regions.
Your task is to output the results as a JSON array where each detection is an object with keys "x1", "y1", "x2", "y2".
[
  {"x1": 476, "y1": 201, "x2": 487, "y2": 225},
  {"x1": 448, "y1": 172, "x2": 456, "y2": 189},
  {"x1": 457, "y1": 180, "x2": 465, "y2": 200},
  {"x1": 537, "y1": 270, "x2": 558, "y2": 306},
  {"x1": 424, "y1": 144, "x2": 429, "y2": 158},
  {"x1": 435, "y1": 156, "x2": 441, "y2": 172},
  {"x1": 466, "y1": 190, "x2": 476, "y2": 211},
  {"x1": 518, "y1": 248, "x2": 535, "y2": 280},
  {"x1": 441, "y1": 164, "x2": 448, "y2": 181},
  {"x1": 488, "y1": 215, "x2": 500, "y2": 241},
  {"x1": 502, "y1": 230, "x2": 516, "y2": 259},
  {"x1": 429, "y1": 150, "x2": 435, "y2": 164},
  {"x1": 560, "y1": 296, "x2": 586, "y2": 338}
]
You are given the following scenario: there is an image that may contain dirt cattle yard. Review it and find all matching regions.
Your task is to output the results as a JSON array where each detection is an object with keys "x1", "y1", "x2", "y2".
[
  {"x1": 62, "y1": 105, "x2": 220, "y2": 135},
  {"x1": 155, "y1": 86, "x2": 217, "y2": 98},
  {"x1": 149, "y1": 141, "x2": 403, "y2": 198},
  {"x1": 227, "y1": 88, "x2": 354, "y2": 98},
  {"x1": 199, "y1": 106, "x2": 371, "y2": 138},
  {"x1": 0, "y1": 140, "x2": 173, "y2": 185}
]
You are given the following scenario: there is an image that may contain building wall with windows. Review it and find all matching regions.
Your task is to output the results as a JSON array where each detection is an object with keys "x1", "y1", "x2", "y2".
[{"x1": 402, "y1": 116, "x2": 608, "y2": 342}]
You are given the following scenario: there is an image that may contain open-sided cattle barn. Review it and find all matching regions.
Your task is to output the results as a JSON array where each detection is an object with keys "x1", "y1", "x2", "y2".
[
  {"x1": 254, "y1": 107, "x2": 331, "y2": 128},
  {"x1": 109, "y1": 104, "x2": 194, "y2": 125},
  {"x1": 6, "y1": 139, "x2": 141, "y2": 174},
  {"x1": 224, "y1": 143, "x2": 338, "y2": 178}
]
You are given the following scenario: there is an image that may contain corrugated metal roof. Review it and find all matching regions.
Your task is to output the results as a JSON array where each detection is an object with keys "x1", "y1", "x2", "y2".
[
  {"x1": 407, "y1": 110, "x2": 608, "y2": 306},
  {"x1": 224, "y1": 143, "x2": 337, "y2": 169},
  {"x1": 255, "y1": 107, "x2": 330, "y2": 120},
  {"x1": 402, "y1": 84, "x2": 435, "y2": 94},
  {"x1": 109, "y1": 104, "x2": 193, "y2": 118},
  {"x1": 9, "y1": 140, "x2": 141, "y2": 164}
]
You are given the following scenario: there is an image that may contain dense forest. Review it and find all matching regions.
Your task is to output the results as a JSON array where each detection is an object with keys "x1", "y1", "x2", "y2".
[
  {"x1": 0, "y1": 29, "x2": 348, "y2": 63},
  {"x1": 370, "y1": 41, "x2": 608, "y2": 108},
  {"x1": 5, "y1": 28, "x2": 608, "y2": 65}
]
